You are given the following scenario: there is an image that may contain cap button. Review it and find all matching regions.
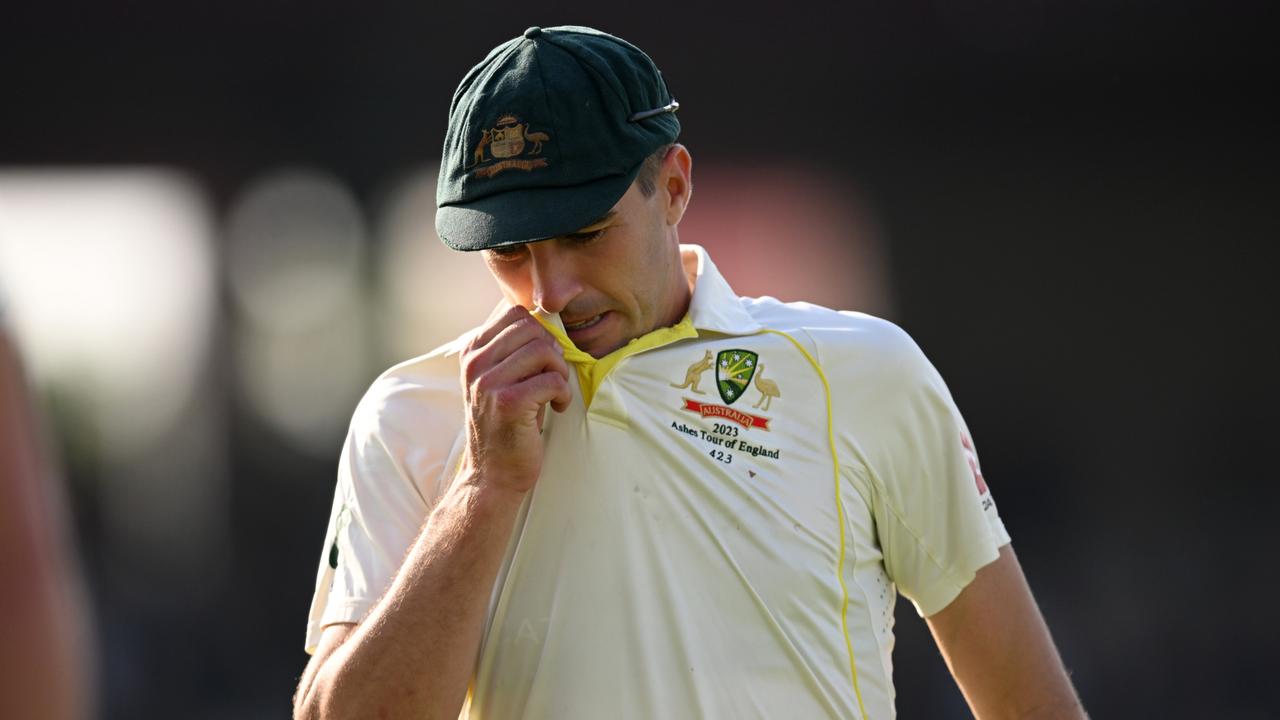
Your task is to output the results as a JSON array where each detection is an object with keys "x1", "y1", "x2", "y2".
[{"x1": 523, "y1": 26, "x2": 542, "y2": 39}]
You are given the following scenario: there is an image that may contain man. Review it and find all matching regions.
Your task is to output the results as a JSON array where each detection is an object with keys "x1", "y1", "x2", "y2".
[{"x1": 294, "y1": 25, "x2": 1085, "y2": 719}]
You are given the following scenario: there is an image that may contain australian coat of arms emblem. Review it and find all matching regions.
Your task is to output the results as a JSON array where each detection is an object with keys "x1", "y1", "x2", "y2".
[{"x1": 470, "y1": 114, "x2": 551, "y2": 178}]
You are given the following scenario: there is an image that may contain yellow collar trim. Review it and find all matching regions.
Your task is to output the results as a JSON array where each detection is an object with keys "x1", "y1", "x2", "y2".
[{"x1": 535, "y1": 313, "x2": 699, "y2": 408}]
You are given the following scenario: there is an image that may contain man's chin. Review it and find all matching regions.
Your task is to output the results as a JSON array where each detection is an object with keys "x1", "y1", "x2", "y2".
[
  {"x1": 584, "y1": 340, "x2": 626, "y2": 359},
  {"x1": 579, "y1": 334, "x2": 626, "y2": 359}
]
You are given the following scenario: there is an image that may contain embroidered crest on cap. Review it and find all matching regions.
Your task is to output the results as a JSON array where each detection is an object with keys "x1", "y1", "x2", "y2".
[{"x1": 470, "y1": 114, "x2": 551, "y2": 178}]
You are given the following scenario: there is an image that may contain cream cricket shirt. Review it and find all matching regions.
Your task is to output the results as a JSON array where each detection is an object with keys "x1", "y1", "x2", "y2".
[{"x1": 306, "y1": 245, "x2": 1010, "y2": 719}]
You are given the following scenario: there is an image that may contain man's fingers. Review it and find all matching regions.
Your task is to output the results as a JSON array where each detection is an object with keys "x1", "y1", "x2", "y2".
[
  {"x1": 515, "y1": 371, "x2": 573, "y2": 420},
  {"x1": 474, "y1": 336, "x2": 567, "y2": 391},
  {"x1": 481, "y1": 315, "x2": 561, "y2": 370},
  {"x1": 461, "y1": 302, "x2": 573, "y2": 463},
  {"x1": 464, "y1": 309, "x2": 568, "y2": 392},
  {"x1": 469, "y1": 339, "x2": 570, "y2": 438},
  {"x1": 470, "y1": 303, "x2": 532, "y2": 351}
]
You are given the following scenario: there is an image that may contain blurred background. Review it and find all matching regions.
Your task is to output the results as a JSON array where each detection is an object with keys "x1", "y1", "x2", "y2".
[{"x1": 1, "y1": 1, "x2": 1276, "y2": 718}]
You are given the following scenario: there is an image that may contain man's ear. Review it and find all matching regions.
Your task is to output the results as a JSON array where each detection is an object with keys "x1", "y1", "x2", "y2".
[{"x1": 662, "y1": 144, "x2": 693, "y2": 226}]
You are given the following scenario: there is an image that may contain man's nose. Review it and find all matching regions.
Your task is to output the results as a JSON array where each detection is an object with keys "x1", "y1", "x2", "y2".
[{"x1": 528, "y1": 245, "x2": 582, "y2": 315}]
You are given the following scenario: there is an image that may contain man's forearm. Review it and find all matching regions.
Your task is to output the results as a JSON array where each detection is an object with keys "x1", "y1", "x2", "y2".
[{"x1": 297, "y1": 471, "x2": 525, "y2": 720}]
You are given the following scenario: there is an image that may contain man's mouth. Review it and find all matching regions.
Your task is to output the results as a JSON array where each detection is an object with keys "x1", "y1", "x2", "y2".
[{"x1": 564, "y1": 313, "x2": 605, "y2": 331}]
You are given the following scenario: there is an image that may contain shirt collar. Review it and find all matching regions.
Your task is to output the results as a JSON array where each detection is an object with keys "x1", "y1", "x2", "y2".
[{"x1": 681, "y1": 244, "x2": 762, "y2": 336}]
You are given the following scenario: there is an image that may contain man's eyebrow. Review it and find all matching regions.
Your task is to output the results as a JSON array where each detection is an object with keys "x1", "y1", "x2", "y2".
[{"x1": 567, "y1": 210, "x2": 617, "y2": 234}]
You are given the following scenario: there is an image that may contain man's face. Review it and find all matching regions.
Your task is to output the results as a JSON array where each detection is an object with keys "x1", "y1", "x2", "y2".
[{"x1": 481, "y1": 154, "x2": 692, "y2": 358}]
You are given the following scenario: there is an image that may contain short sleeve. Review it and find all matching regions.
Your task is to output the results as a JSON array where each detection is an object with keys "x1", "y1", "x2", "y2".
[
  {"x1": 304, "y1": 361, "x2": 466, "y2": 653},
  {"x1": 846, "y1": 323, "x2": 1010, "y2": 618}
]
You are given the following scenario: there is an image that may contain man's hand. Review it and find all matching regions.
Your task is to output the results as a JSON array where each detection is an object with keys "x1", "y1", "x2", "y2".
[{"x1": 460, "y1": 304, "x2": 572, "y2": 493}]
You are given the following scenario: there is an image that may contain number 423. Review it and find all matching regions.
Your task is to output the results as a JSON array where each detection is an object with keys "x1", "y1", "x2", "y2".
[{"x1": 709, "y1": 449, "x2": 732, "y2": 464}]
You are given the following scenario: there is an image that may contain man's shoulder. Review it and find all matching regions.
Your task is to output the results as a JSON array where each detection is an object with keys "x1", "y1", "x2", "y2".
[
  {"x1": 366, "y1": 332, "x2": 468, "y2": 402},
  {"x1": 740, "y1": 295, "x2": 920, "y2": 363},
  {"x1": 739, "y1": 296, "x2": 952, "y2": 432},
  {"x1": 349, "y1": 333, "x2": 470, "y2": 443}
]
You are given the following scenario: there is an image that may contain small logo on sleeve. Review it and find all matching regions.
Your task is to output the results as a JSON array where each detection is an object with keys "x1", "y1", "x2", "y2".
[
  {"x1": 961, "y1": 432, "x2": 989, "y2": 495},
  {"x1": 328, "y1": 504, "x2": 351, "y2": 569}
]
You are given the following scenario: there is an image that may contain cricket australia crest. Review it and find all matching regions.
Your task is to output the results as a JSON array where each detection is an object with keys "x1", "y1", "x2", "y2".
[
  {"x1": 470, "y1": 114, "x2": 551, "y2": 178},
  {"x1": 716, "y1": 349, "x2": 758, "y2": 405},
  {"x1": 674, "y1": 348, "x2": 775, "y2": 430}
]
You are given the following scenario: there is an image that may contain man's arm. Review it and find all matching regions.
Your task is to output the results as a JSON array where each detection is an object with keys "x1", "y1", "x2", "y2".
[
  {"x1": 294, "y1": 476, "x2": 528, "y2": 719},
  {"x1": 293, "y1": 306, "x2": 571, "y2": 720},
  {"x1": 926, "y1": 544, "x2": 1087, "y2": 720},
  {"x1": 0, "y1": 330, "x2": 92, "y2": 719}
]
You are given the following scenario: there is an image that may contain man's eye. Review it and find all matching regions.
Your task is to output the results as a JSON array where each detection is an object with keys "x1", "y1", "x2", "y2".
[
  {"x1": 565, "y1": 229, "x2": 605, "y2": 244},
  {"x1": 488, "y1": 245, "x2": 526, "y2": 259}
]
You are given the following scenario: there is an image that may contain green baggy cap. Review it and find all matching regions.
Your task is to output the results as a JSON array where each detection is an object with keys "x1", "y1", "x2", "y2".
[{"x1": 435, "y1": 25, "x2": 680, "y2": 251}]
